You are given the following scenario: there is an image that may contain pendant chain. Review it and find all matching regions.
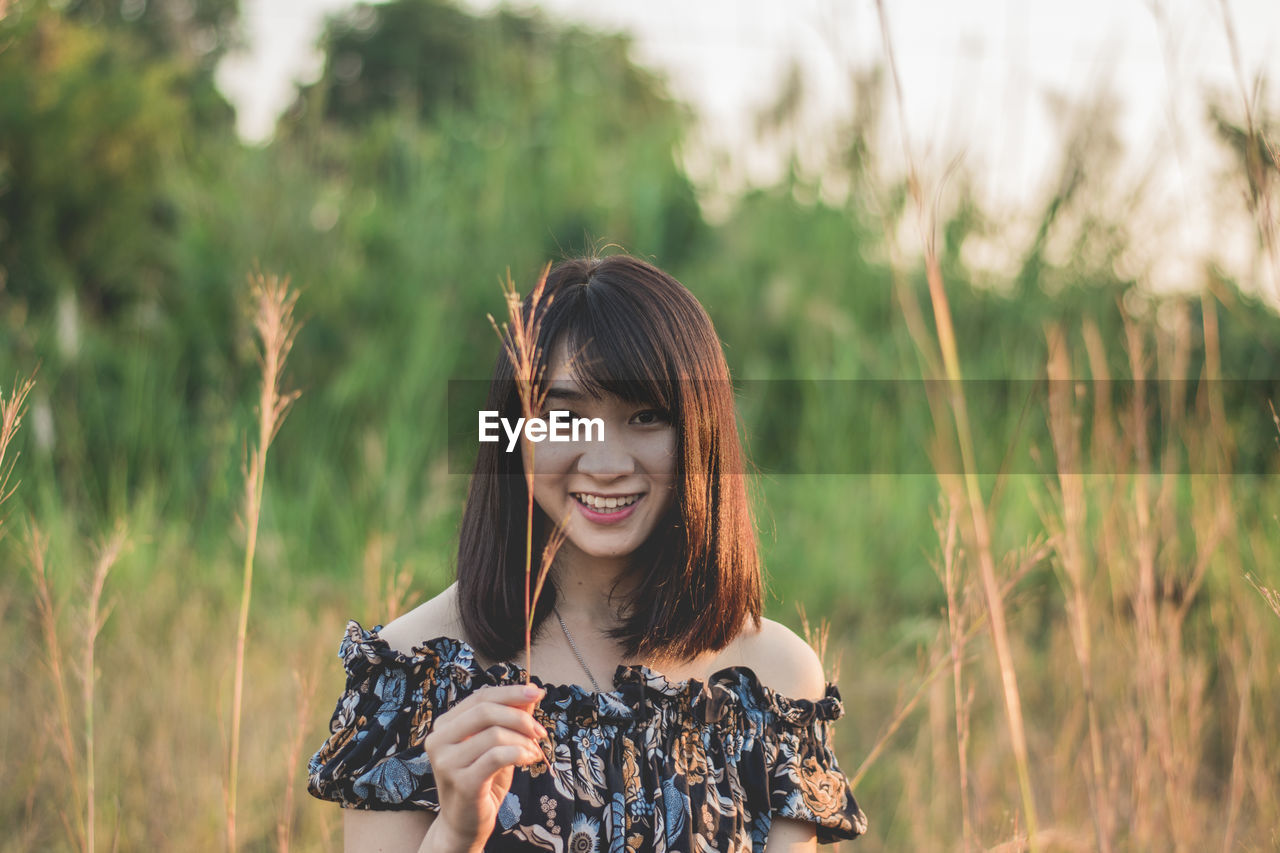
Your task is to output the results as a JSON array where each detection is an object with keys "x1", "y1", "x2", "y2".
[{"x1": 554, "y1": 608, "x2": 603, "y2": 693}]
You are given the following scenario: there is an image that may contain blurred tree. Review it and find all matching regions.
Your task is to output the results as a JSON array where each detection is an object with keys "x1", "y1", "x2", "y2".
[
  {"x1": 0, "y1": 5, "x2": 186, "y2": 320},
  {"x1": 284, "y1": 0, "x2": 702, "y2": 263},
  {"x1": 61, "y1": 0, "x2": 239, "y2": 65},
  {"x1": 59, "y1": 0, "x2": 239, "y2": 127}
]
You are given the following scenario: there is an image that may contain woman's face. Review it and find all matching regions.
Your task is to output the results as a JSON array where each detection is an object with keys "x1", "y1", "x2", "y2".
[{"x1": 523, "y1": 341, "x2": 678, "y2": 567}]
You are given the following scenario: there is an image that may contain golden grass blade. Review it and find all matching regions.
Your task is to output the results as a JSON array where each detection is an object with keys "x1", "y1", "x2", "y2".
[
  {"x1": 1246, "y1": 574, "x2": 1280, "y2": 621},
  {"x1": 1216, "y1": 0, "x2": 1280, "y2": 303},
  {"x1": 27, "y1": 522, "x2": 87, "y2": 850},
  {"x1": 1044, "y1": 327, "x2": 1113, "y2": 853},
  {"x1": 873, "y1": 1, "x2": 1040, "y2": 842},
  {"x1": 277, "y1": 666, "x2": 319, "y2": 853},
  {"x1": 0, "y1": 373, "x2": 35, "y2": 529},
  {"x1": 228, "y1": 272, "x2": 301, "y2": 852},
  {"x1": 83, "y1": 525, "x2": 126, "y2": 853},
  {"x1": 531, "y1": 510, "x2": 571, "y2": 628},
  {"x1": 488, "y1": 263, "x2": 559, "y2": 682}
]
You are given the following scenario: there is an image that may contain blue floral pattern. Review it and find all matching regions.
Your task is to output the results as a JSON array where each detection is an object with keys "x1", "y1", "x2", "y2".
[{"x1": 308, "y1": 621, "x2": 867, "y2": 851}]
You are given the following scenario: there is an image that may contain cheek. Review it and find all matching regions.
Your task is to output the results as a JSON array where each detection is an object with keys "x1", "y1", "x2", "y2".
[
  {"x1": 523, "y1": 440, "x2": 574, "y2": 477},
  {"x1": 645, "y1": 430, "x2": 678, "y2": 479},
  {"x1": 659, "y1": 445, "x2": 679, "y2": 486},
  {"x1": 648, "y1": 442, "x2": 679, "y2": 503}
]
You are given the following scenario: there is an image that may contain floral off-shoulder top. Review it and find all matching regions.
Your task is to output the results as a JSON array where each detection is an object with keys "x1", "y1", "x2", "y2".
[{"x1": 308, "y1": 621, "x2": 868, "y2": 852}]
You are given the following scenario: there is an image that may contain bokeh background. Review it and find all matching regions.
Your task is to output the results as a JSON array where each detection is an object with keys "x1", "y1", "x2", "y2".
[{"x1": 2, "y1": 0, "x2": 1280, "y2": 849}]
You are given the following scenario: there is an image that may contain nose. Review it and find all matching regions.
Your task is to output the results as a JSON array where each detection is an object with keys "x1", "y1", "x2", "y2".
[{"x1": 575, "y1": 431, "x2": 636, "y2": 480}]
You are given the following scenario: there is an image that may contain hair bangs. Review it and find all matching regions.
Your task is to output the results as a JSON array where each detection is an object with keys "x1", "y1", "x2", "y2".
[
  {"x1": 533, "y1": 278, "x2": 676, "y2": 415},
  {"x1": 557, "y1": 328, "x2": 673, "y2": 414}
]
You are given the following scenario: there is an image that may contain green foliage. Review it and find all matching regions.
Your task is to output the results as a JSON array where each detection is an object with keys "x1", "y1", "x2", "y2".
[
  {"x1": 1, "y1": 0, "x2": 1278, "y2": 605},
  {"x1": 61, "y1": 0, "x2": 240, "y2": 61},
  {"x1": 0, "y1": 7, "x2": 186, "y2": 317}
]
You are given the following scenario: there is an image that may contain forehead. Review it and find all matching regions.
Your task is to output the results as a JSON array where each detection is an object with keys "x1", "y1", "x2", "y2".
[
  {"x1": 545, "y1": 339, "x2": 576, "y2": 384},
  {"x1": 544, "y1": 336, "x2": 613, "y2": 391}
]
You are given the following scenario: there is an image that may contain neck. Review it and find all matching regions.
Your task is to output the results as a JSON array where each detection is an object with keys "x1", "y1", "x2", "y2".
[{"x1": 550, "y1": 546, "x2": 637, "y2": 631}]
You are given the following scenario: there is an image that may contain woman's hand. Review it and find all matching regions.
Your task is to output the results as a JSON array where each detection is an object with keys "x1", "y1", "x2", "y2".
[{"x1": 421, "y1": 683, "x2": 548, "y2": 853}]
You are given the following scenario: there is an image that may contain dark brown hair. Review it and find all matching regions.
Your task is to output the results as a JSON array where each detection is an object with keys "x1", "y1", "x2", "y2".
[{"x1": 457, "y1": 255, "x2": 761, "y2": 662}]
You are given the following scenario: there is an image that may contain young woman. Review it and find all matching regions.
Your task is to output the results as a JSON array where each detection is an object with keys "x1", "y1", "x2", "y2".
[{"x1": 308, "y1": 255, "x2": 867, "y2": 852}]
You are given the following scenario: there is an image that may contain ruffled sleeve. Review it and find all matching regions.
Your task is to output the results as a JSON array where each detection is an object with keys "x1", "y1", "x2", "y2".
[
  {"x1": 307, "y1": 620, "x2": 477, "y2": 810},
  {"x1": 763, "y1": 684, "x2": 868, "y2": 843}
]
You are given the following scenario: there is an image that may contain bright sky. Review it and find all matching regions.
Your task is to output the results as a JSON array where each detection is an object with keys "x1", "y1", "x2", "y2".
[{"x1": 216, "y1": 0, "x2": 1280, "y2": 299}]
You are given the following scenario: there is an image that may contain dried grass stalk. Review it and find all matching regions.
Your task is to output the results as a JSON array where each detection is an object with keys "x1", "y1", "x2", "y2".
[
  {"x1": 276, "y1": 667, "x2": 319, "y2": 853},
  {"x1": 27, "y1": 523, "x2": 87, "y2": 850},
  {"x1": 0, "y1": 374, "x2": 35, "y2": 530},
  {"x1": 1044, "y1": 326, "x2": 1112, "y2": 852},
  {"x1": 487, "y1": 263, "x2": 568, "y2": 680},
  {"x1": 873, "y1": 1, "x2": 1040, "y2": 841},
  {"x1": 227, "y1": 271, "x2": 301, "y2": 851},
  {"x1": 83, "y1": 527, "x2": 126, "y2": 853}
]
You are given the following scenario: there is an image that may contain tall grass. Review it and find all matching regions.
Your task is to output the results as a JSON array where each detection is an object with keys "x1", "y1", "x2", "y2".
[
  {"x1": 0, "y1": 375, "x2": 33, "y2": 530},
  {"x1": 24, "y1": 436, "x2": 128, "y2": 850},
  {"x1": 1217, "y1": 0, "x2": 1280, "y2": 304},
  {"x1": 5, "y1": 294, "x2": 1278, "y2": 851},
  {"x1": 227, "y1": 272, "x2": 300, "y2": 851},
  {"x1": 1044, "y1": 327, "x2": 1111, "y2": 852},
  {"x1": 488, "y1": 264, "x2": 568, "y2": 681},
  {"x1": 874, "y1": 0, "x2": 1040, "y2": 843},
  {"x1": 27, "y1": 525, "x2": 85, "y2": 850}
]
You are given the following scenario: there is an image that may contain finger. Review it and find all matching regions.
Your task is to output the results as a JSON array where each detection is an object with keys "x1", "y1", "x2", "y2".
[
  {"x1": 458, "y1": 743, "x2": 544, "y2": 789},
  {"x1": 432, "y1": 686, "x2": 547, "y2": 742},
  {"x1": 455, "y1": 684, "x2": 546, "y2": 711},
  {"x1": 444, "y1": 725, "x2": 543, "y2": 771},
  {"x1": 431, "y1": 698, "x2": 549, "y2": 746},
  {"x1": 431, "y1": 684, "x2": 544, "y2": 735}
]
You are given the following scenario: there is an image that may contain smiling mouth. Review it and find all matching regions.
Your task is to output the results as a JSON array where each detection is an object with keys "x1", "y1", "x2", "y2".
[{"x1": 572, "y1": 493, "x2": 643, "y2": 513}]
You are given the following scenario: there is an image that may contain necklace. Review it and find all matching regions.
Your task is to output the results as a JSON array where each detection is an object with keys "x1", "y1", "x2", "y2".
[{"x1": 554, "y1": 608, "x2": 603, "y2": 693}]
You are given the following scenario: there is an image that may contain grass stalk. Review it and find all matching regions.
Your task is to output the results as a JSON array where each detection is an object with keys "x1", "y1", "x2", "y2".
[
  {"x1": 83, "y1": 527, "x2": 125, "y2": 853},
  {"x1": 227, "y1": 272, "x2": 300, "y2": 851},
  {"x1": 796, "y1": 602, "x2": 837, "y2": 683},
  {"x1": 1221, "y1": 628, "x2": 1253, "y2": 853},
  {"x1": 1247, "y1": 573, "x2": 1280, "y2": 620},
  {"x1": 1044, "y1": 327, "x2": 1113, "y2": 852},
  {"x1": 873, "y1": 1, "x2": 1040, "y2": 841},
  {"x1": 28, "y1": 523, "x2": 87, "y2": 850},
  {"x1": 923, "y1": 245, "x2": 1041, "y2": 851},
  {"x1": 276, "y1": 667, "x2": 318, "y2": 853},
  {"x1": 0, "y1": 374, "x2": 35, "y2": 529},
  {"x1": 934, "y1": 505, "x2": 975, "y2": 849},
  {"x1": 1216, "y1": 0, "x2": 1280, "y2": 303},
  {"x1": 847, "y1": 640, "x2": 953, "y2": 791},
  {"x1": 1123, "y1": 319, "x2": 1187, "y2": 845},
  {"x1": 488, "y1": 263, "x2": 565, "y2": 680}
]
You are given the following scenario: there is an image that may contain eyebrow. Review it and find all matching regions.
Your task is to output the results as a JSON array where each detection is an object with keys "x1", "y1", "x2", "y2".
[{"x1": 543, "y1": 385, "x2": 590, "y2": 403}]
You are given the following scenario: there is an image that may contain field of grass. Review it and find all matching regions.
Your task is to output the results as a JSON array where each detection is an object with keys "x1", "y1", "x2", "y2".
[{"x1": 5, "y1": 268, "x2": 1279, "y2": 852}]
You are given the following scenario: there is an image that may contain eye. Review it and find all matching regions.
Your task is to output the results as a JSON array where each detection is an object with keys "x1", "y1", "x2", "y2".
[{"x1": 630, "y1": 408, "x2": 672, "y2": 426}]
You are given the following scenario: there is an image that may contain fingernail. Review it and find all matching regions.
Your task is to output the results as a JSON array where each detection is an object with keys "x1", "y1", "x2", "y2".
[{"x1": 523, "y1": 685, "x2": 544, "y2": 700}]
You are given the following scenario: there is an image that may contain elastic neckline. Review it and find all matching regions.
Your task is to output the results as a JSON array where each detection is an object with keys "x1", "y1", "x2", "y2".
[{"x1": 339, "y1": 619, "x2": 845, "y2": 725}]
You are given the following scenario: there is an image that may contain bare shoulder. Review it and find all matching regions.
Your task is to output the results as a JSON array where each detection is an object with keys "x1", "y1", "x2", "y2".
[
  {"x1": 376, "y1": 583, "x2": 468, "y2": 657},
  {"x1": 728, "y1": 617, "x2": 829, "y2": 702}
]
